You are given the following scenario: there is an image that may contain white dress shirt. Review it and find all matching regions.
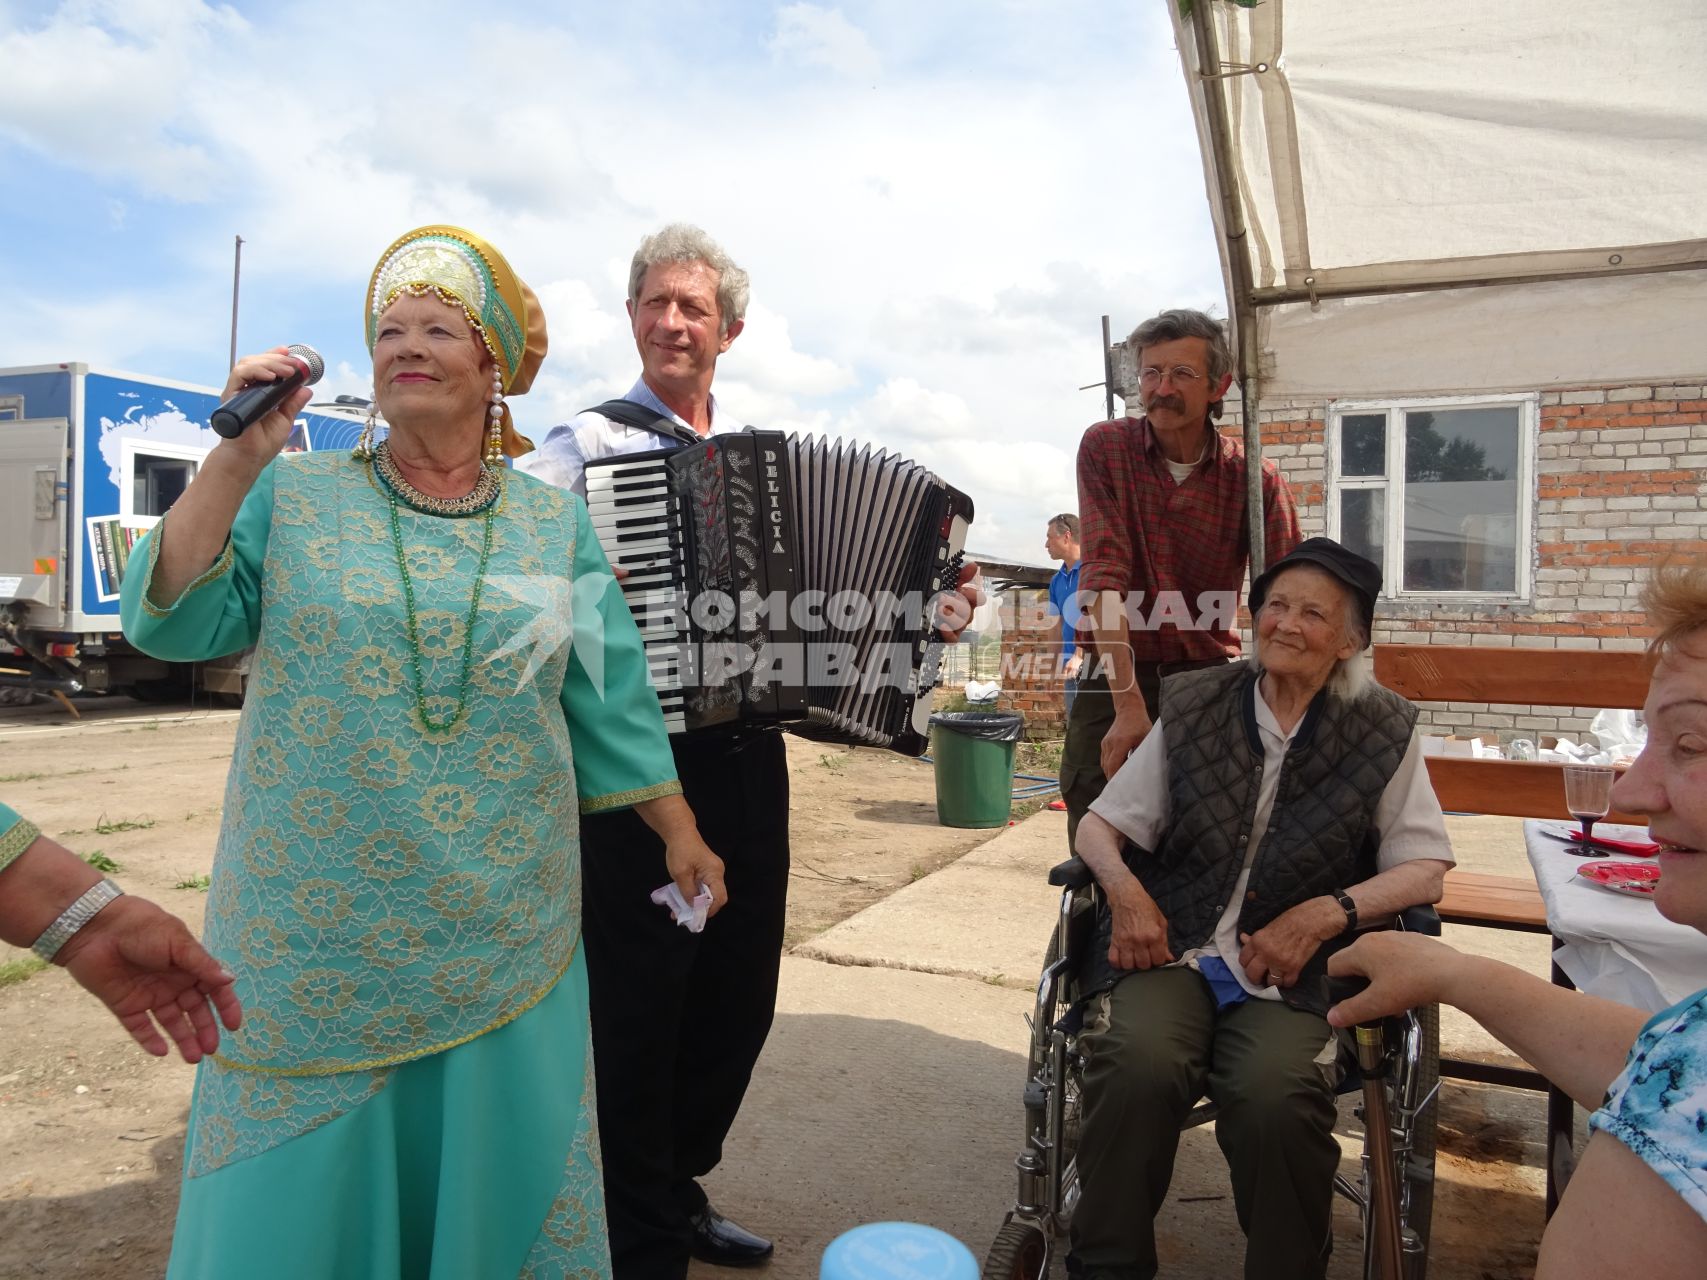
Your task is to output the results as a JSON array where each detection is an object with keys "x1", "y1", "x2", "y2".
[{"x1": 516, "y1": 377, "x2": 744, "y2": 498}]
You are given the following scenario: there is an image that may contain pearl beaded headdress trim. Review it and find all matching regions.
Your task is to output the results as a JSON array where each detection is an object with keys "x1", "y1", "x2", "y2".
[{"x1": 366, "y1": 227, "x2": 527, "y2": 390}]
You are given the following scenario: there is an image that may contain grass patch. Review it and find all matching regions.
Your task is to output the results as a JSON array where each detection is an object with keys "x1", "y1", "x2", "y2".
[
  {"x1": 82, "y1": 850, "x2": 122, "y2": 873},
  {"x1": 174, "y1": 874, "x2": 212, "y2": 892},
  {"x1": 0, "y1": 956, "x2": 49, "y2": 988},
  {"x1": 817, "y1": 753, "x2": 847, "y2": 774},
  {"x1": 94, "y1": 815, "x2": 156, "y2": 834},
  {"x1": 1018, "y1": 739, "x2": 1065, "y2": 775},
  {"x1": 0, "y1": 765, "x2": 111, "y2": 784}
]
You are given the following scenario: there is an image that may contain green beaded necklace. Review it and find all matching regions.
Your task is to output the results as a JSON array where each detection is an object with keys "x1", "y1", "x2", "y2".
[{"x1": 373, "y1": 454, "x2": 501, "y2": 734}]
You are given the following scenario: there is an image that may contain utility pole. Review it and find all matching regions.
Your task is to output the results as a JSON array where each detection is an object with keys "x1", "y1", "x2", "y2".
[
  {"x1": 228, "y1": 235, "x2": 244, "y2": 370},
  {"x1": 1101, "y1": 314, "x2": 1115, "y2": 420},
  {"x1": 1078, "y1": 314, "x2": 1118, "y2": 418}
]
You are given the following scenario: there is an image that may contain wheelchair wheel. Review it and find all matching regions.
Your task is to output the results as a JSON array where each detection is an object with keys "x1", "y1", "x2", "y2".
[
  {"x1": 1400, "y1": 1003, "x2": 1440, "y2": 1280},
  {"x1": 1034, "y1": 932, "x2": 1085, "y2": 1223},
  {"x1": 982, "y1": 1219, "x2": 1048, "y2": 1280}
]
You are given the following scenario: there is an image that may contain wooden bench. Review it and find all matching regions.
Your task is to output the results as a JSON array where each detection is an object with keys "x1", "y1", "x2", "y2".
[
  {"x1": 1435, "y1": 870, "x2": 1549, "y2": 934},
  {"x1": 1374, "y1": 642, "x2": 1649, "y2": 1214}
]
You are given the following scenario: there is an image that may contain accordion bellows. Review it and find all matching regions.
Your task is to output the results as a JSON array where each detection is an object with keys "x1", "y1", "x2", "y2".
[{"x1": 585, "y1": 431, "x2": 974, "y2": 755}]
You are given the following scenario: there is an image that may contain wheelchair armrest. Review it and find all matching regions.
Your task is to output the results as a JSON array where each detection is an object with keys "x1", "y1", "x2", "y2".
[
  {"x1": 1398, "y1": 903, "x2": 1442, "y2": 937},
  {"x1": 1048, "y1": 856, "x2": 1096, "y2": 891}
]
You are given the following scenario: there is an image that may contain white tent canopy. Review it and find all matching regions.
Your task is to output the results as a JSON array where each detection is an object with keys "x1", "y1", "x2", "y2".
[{"x1": 1171, "y1": 0, "x2": 1707, "y2": 403}]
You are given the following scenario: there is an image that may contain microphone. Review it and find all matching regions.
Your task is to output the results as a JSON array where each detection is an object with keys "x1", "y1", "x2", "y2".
[{"x1": 210, "y1": 344, "x2": 325, "y2": 439}]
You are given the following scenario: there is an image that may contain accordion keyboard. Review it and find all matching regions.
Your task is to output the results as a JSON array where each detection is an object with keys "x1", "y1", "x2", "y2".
[{"x1": 584, "y1": 455, "x2": 689, "y2": 734}]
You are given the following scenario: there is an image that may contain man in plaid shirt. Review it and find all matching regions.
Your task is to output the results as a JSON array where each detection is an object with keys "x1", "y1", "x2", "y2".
[{"x1": 1062, "y1": 309, "x2": 1301, "y2": 849}]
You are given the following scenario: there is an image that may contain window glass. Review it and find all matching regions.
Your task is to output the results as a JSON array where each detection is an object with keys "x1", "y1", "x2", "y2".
[
  {"x1": 1401, "y1": 407, "x2": 1520, "y2": 592},
  {"x1": 1340, "y1": 413, "x2": 1386, "y2": 477},
  {"x1": 133, "y1": 454, "x2": 198, "y2": 517},
  {"x1": 1338, "y1": 488, "x2": 1386, "y2": 581}
]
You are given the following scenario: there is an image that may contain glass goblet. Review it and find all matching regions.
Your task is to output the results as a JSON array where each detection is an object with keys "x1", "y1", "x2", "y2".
[{"x1": 1562, "y1": 764, "x2": 1616, "y2": 855}]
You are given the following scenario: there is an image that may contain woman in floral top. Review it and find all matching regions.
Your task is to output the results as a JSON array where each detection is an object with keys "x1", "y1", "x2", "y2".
[{"x1": 1327, "y1": 559, "x2": 1707, "y2": 1278}]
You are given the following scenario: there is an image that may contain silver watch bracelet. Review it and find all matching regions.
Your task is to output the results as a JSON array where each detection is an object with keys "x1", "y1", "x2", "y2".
[{"x1": 31, "y1": 879, "x2": 125, "y2": 962}]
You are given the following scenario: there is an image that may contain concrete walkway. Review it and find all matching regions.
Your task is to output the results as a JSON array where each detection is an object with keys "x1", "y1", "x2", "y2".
[{"x1": 693, "y1": 809, "x2": 1551, "y2": 1280}]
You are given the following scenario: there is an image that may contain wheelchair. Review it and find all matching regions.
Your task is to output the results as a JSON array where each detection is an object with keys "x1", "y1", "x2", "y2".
[{"x1": 984, "y1": 856, "x2": 1442, "y2": 1280}]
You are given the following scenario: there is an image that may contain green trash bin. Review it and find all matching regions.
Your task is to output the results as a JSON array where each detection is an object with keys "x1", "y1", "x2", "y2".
[{"x1": 929, "y1": 710, "x2": 1025, "y2": 828}]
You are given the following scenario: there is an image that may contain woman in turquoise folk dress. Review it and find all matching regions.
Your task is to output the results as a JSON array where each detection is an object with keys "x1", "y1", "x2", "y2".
[{"x1": 120, "y1": 225, "x2": 726, "y2": 1280}]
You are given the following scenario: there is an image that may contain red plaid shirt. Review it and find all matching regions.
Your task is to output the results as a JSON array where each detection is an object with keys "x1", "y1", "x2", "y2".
[{"x1": 1076, "y1": 416, "x2": 1300, "y2": 662}]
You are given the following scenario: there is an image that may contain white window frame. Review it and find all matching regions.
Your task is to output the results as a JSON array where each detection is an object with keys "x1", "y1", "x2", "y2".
[
  {"x1": 1325, "y1": 392, "x2": 1537, "y2": 601},
  {"x1": 120, "y1": 438, "x2": 211, "y2": 523}
]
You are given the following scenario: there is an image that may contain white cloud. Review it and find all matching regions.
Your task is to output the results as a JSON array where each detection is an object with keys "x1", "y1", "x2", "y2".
[
  {"x1": 726, "y1": 301, "x2": 855, "y2": 399},
  {"x1": 768, "y1": 4, "x2": 883, "y2": 82},
  {"x1": 0, "y1": 1, "x2": 1216, "y2": 564},
  {"x1": 0, "y1": 1, "x2": 245, "y2": 193},
  {"x1": 532, "y1": 277, "x2": 623, "y2": 358}
]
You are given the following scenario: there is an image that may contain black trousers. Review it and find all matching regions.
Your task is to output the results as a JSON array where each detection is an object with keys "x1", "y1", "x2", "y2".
[{"x1": 580, "y1": 729, "x2": 791, "y2": 1280}]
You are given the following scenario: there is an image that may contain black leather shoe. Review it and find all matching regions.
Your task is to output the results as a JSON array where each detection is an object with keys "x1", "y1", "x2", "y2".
[{"x1": 688, "y1": 1205, "x2": 774, "y2": 1267}]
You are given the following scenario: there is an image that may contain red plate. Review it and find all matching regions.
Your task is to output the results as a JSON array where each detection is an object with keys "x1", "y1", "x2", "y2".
[{"x1": 1576, "y1": 859, "x2": 1661, "y2": 897}]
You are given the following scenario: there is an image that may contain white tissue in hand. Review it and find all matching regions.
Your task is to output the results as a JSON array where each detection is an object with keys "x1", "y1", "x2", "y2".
[{"x1": 650, "y1": 882, "x2": 712, "y2": 933}]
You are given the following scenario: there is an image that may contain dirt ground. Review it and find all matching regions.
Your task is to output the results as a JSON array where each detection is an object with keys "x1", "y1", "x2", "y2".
[
  {"x1": 0, "y1": 696, "x2": 1558, "y2": 1280},
  {"x1": 0, "y1": 696, "x2": 1020, "y2": 1280}
]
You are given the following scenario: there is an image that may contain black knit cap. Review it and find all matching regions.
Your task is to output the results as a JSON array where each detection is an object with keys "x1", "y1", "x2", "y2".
[{"x1": 1249, "y1": 537, "x2": 1381, "y2": 648}]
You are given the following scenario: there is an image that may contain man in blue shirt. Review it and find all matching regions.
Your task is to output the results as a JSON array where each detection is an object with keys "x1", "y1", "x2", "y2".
[{"x1": 1046, "y1": 513, "x2": 1085, "y2": 716}]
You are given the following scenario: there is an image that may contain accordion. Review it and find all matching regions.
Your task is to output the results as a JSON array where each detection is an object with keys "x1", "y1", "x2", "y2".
[{"x1": 584, "y1": 430, "x2": 974, "y2": 755}]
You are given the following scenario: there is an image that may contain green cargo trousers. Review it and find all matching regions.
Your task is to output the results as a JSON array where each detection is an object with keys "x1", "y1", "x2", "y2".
[
  {"x1": 1068, "y1": 967, "x2": 1341, "y2": 1280},
  {"x1": 1059, "y1": 660, "x2": 1227, "y2": 853}
]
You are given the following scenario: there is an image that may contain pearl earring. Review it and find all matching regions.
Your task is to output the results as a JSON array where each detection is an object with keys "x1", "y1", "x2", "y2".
[
  {"x1": 354, "y1": 398, "x2": 378, "y2": 460},
  {"x1": 486, "y1": 372, "x2": 504, "y2": 466}
]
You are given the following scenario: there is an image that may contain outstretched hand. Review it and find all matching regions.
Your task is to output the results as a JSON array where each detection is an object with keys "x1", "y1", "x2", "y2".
[
  {"x1": 1326, "y1": 932, "x2": 1460, "y2": 1028},
  {"x1": 55, "y1": 896, "x2": 242, "y2": 1062}
]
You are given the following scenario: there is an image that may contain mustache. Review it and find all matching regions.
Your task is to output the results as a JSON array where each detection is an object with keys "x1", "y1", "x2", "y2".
[{"x1": 1146, "y1": 394, "x2": 1185, "y2": 413}]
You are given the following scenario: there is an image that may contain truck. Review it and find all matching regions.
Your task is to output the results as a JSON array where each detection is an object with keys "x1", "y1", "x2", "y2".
[{"x1": 0, "y1": 362, "x2": 370, "y2": 701}]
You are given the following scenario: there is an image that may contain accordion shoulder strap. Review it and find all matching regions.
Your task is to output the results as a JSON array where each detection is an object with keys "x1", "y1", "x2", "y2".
[{"x1": 583, "y1": 398, "x2": 702, "y2": 447}]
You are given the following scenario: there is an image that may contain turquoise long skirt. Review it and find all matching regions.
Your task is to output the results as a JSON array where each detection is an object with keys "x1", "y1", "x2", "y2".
[{"x1": 167, "y1": 953, "x2": 609, "y2": 1279}]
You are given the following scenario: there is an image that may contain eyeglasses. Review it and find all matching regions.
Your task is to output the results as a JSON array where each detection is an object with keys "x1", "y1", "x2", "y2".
[{"x1": 1138, "y1": 365, "x2": 1207, "y2": 388}]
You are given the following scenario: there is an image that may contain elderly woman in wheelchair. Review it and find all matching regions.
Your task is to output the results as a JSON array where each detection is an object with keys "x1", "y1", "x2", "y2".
[{"x1": 1048, "y1": 539, "x2": 1453, "y2": 1280}]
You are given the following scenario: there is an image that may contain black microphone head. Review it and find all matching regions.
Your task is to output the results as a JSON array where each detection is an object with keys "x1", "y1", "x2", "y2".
[{"x1": 286, "y1": 344, "x2": 326, "y2": 386}]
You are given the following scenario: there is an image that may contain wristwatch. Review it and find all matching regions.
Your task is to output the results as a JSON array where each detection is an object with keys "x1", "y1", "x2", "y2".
[{"x1": 1332, "y1": 890, "x2": 1358, "y2": 936}]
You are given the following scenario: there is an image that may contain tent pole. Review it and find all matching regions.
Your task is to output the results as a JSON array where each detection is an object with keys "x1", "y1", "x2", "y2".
[{"x1": 1188, "y1": 0, "x2": 1268, "y2": 576}]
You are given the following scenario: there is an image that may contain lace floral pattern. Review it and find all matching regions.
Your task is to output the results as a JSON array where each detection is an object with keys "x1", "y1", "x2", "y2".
[
  {"x1": 186, "y1": 1058, "x2": 390, "y2": 1177},
  {"x1": 520, "y1": 1035, "x2": 611, "y2": 1279},
  {"x1": 200, "y1": 454, "x2": 585, "y2": 1076}
]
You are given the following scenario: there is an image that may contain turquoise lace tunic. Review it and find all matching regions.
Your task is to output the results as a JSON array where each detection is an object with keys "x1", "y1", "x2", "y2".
[{"x1": 120, "y1": 452, "x2": 679, "y2": 1278}]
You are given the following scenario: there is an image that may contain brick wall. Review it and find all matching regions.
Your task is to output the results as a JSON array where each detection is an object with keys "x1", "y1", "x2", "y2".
[
  {"x1": 1227, "y1": 381, "x2": 1707, "y2": 741},
  {"x1": 996, "y1": 587, "x2": 1070, "y2": 739}
]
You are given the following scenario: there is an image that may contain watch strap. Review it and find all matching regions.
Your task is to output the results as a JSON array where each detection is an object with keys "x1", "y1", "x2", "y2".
[{"x1": 1332, "y1": 889, "x2": 1358, "y2": 936}]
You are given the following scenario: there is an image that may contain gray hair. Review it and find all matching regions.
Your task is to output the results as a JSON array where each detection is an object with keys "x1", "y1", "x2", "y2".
[
  {"x1": 1127, "y1": 308, "x2": 1233, "y2": 384},
  {"x1": 628, "y1": 223, "x2": 750, "y2": 335}
]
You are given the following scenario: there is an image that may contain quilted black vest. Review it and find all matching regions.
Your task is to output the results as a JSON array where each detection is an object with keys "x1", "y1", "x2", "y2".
[{"x1": 1107, "y1": 662, "x2": 1417, "y2": 1015}]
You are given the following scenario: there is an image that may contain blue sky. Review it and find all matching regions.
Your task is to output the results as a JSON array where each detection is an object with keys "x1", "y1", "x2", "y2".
[{"x1": 0, "y1": 0, "x2": 1225, "y2": 561}]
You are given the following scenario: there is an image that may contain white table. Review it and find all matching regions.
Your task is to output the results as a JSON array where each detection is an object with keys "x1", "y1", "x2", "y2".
[{"x1": 1524, "y1": 819, "x2": 1707, "y2": 1011}]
